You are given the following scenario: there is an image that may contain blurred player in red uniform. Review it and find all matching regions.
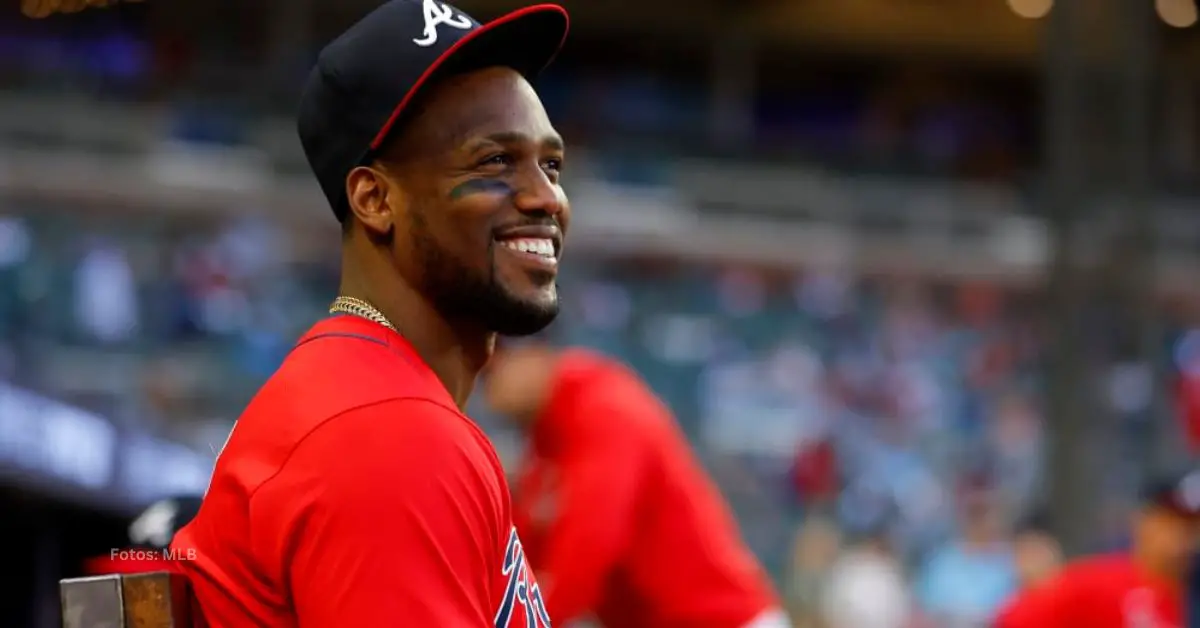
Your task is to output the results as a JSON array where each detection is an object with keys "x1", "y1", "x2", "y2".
[
  {"x1": 169, "y1": 1, "x2": 571, "y2": 625},
  {"x1": 484, "y1": 343, "x2": 787, "y2": 628},
  {"x1": 994, "y1": 470, "x2": 1200, "y2": 628},
  {"x1": 1010, "y1": 513, "x2": 1063, "y2": 592}
]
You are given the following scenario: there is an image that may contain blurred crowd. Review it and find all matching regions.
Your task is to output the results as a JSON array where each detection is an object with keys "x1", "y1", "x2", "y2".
[
  {"x1": 0, "y1": 5, "x2": 1033, "y2": 184},
  {"x1": 2, "y1": 204, "x2": 1198, "y2": 627}
]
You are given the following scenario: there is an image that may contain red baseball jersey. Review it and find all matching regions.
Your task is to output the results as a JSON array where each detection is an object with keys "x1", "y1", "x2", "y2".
[
  {"x1": 171, "y1": 316, "x2": 548, "y2": 627},
  {"x1": 512, "y1": 349, "x2": 779, "y2": 628},
  {"x1": 994, "y1": 554, "x2": 1182, "y2": 628}
]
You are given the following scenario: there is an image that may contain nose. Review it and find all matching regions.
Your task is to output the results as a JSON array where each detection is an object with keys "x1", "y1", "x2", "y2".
[{"x1": 512, "y1": 167, "x2": 566, "y2": 217}]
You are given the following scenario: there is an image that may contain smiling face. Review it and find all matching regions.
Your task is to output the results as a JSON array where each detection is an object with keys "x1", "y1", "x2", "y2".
[{"x1": 346, "y1": 66, "x2": 569, "y2": 336}]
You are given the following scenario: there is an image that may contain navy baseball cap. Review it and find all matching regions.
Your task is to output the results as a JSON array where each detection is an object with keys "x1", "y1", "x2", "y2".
[
  {"x1": 297, "y1": 0, "x2": 570, "y2": 221},
  {"x1": 1143, "y1": 469, "x2": 1200, "y2": 518}
]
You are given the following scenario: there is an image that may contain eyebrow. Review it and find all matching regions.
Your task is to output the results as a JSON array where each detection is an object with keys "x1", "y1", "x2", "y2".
[{"x1": 465, "y1": 132, "x2": 564, "y2": 153}]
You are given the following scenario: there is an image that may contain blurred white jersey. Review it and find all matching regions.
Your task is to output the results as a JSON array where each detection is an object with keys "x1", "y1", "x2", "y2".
[
  {"x1": 821, "y1": 550, "x2": 912, "y2": 628},
  {"x1": 743, "y1": 609, "x2": 792, "y2": 628}
]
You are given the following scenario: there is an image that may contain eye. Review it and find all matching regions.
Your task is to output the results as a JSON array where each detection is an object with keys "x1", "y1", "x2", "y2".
[
  {"x1": 543, "y1": 158, "x2": 563, "y2": 173},
  {"x1": 478, "y1": 153, "x2": 514, "y2": 169}
]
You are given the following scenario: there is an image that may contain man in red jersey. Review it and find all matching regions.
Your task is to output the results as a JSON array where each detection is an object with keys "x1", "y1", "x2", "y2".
[
  {"x1": 169, "y1": 1, "x2": 570, "y2": 625},
  {"x1": 994, "y1": 469, "x2": 1200, "y2": 628},
  {"x1": 483, "y1": 343, "x2": 787, "y2": 628}
]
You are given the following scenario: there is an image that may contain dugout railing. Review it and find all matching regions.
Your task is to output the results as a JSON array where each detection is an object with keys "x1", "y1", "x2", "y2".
[{"x1": 61, "y1": 571, "x2": 192, "y2": 628}]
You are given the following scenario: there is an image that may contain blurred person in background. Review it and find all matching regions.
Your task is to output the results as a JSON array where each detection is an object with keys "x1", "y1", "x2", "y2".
[
  {"x1": 819, "y1": 519, "x2": 912, "y2": 628},
  {"x1": 995, "y1": 469, "x2": 1200, "y2": 628},
  {"x1": 170, "y1": 0, "x2": 571, "y2": 626},
  {"x1": 484, "y1": 342, "x2": 786, "y2": 628},
  {"x1": 986, "y1": 392, "x2": 1044, "y2": 513},
  {"x1": 1010, "y1": 513, "x2": 1063, "y2": 591},
  {"x1": 784, "y1": 517, "x2": 843, "y2": 628},
  {"x1": 915, "y1": 477, "x2": 1018, "y2": 627}
]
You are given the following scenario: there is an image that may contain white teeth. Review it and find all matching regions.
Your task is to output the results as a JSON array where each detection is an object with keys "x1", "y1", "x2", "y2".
[{"x1": 501, "y1": 238, "x2": 555, "y2": 258}]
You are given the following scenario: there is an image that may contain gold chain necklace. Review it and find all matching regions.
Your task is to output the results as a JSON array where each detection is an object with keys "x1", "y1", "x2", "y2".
[{"x1": 328, "y1": 296, "x2": 398, "y2": 333}]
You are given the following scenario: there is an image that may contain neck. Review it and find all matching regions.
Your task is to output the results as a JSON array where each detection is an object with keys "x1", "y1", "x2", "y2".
[
  {"x1": 524, "y1": 353, "x2": 562, "y2": 426},
  {"x1": 517, "y1": 407, "x2": 545, "y2": 430},
  {"x1": 339, "y1": 248, "x2": 493, "y2": 410},
  {"x1": 1134, "y1": 547, "x2": 1184, "y2": 587}
]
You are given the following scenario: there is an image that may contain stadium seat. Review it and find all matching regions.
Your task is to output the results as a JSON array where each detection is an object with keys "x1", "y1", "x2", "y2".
[{"x1": 60, "y1": 571, "x2": 192, "y2": 628}]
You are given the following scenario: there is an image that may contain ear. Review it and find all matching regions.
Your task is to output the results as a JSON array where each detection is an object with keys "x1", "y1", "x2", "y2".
[{"x1": 345, "y1": 165, "x2": 402, "y2": 236}]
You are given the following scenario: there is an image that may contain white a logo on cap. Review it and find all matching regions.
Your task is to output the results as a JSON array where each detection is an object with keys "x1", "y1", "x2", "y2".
[{"x1": 415, "y1": 0, "x2": 472, "y2": 47}]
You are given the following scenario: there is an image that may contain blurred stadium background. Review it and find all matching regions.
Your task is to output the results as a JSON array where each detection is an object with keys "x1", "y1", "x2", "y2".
[{"x1": 2, "y1": 0, "x2": 1200, "y2": 625}]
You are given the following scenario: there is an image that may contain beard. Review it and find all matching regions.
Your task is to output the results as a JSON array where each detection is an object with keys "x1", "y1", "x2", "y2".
[{"x1": 409, "y1": 212, "x2": 559, "y2": 337}]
